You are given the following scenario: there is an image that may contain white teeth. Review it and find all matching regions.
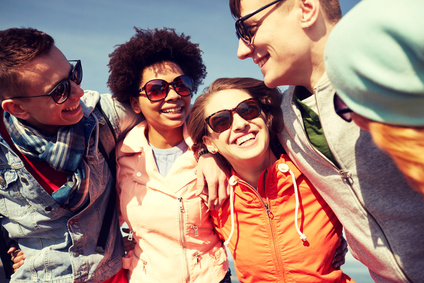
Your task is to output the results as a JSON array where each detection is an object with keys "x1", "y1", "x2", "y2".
[
  {"x1": 163, "y1": 107, "x2": 182, "y2": 113},
  {"x1": 258, "y1": 58, "x2": 267, "y2": 68},
  {"x1": 64, "y1": 104, "x2": 79, "y2": 111},
  {"x1": 236, "y1": 133, "x2": 255, "y2": 146}
]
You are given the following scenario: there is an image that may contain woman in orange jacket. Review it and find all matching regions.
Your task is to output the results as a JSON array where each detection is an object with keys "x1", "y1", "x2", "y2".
[{"x1": 188, "y1": 77, "x2": 354, "y2": 283}]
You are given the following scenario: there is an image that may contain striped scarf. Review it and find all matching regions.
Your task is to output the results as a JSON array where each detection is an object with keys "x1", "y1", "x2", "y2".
[{"x1": 4, "y1": 112, "x2": 90, "y2": 213}]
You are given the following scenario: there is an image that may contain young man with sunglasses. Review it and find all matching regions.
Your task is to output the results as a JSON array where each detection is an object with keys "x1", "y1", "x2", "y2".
[
  {"x1": 198, "y1": 0, "x2": 424, "y2": 282},
  {"x1": 0, "y1": 27, "x2": 140, "y2": 282}
]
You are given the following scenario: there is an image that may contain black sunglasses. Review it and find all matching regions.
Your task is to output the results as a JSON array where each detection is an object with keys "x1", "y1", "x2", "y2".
[
  {"x1": 205, "y1": 98, "x2": 262, "y2": 133},
  {"x1": 11, "y1": 60, "x2": 82, "y2": 105},
  {"x1": 139, "y1": 75, "x2": 193, "y2": 102},
  {"x1": 334, "y1": 93, "x2": 353, "y2": 122},
  {"x1": 235, "y1": 0, "x2": 283, "y2": 45}
]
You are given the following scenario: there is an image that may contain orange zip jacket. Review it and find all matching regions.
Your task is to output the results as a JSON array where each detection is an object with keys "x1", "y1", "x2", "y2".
[{"x1": 211, "y1": 154, "x2": 354, "y2": 283}]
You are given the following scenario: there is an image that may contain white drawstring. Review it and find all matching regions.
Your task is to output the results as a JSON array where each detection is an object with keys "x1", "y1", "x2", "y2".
[
  {"x1": 223, "y1": 177, "x2": 236, "y2": 247},
  {"x1": 224, "y1": 164, "x2": 307, "y2": 247},
  {"x1": 278, "y1": 164, "x2": 307, "y2": 242}
]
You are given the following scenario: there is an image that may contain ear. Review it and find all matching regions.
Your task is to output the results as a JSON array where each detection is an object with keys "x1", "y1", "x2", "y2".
[
  {"x1": 202, "y1": 136, "x2": 218, "y2": 154},
  {"x1": 130, "y1": 97, "x2": 141, "y2": 114},
  {"x1": 300, "y1": 0, "x2": 320, "y2": 29},
  {"x1": 1, "y1": 99, "x2": 31, "y2": 120}
]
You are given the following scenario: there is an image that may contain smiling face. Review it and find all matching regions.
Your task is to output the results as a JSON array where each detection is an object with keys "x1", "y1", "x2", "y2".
[
  {"x1": 236, "y1": 0, "x2": 318, "y2": 89},
  {"x1": 2, "y1": 46, "x2": 84, "y2": 134},
  {"x1": 131, "y1": 61, "x2": 191, "y2": 147},
  {"x1": 203, "y1": 89, "x2": 272, "y2": 170}
]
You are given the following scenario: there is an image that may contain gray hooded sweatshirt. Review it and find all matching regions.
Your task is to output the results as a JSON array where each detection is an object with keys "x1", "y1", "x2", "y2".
[{"x1": 280, "y1": 74, "x2": 424, "y2": 283}]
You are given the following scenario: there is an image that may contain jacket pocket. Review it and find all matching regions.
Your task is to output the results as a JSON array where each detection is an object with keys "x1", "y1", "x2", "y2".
[{"x1": 0, "y1": 169, "x2": 29, "y2": 218}]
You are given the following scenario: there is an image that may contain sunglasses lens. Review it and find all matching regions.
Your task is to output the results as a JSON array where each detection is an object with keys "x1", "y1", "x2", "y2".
[
  {"x1": 235, "y1": 21, "x2": 250, "y2": 43},
  {"x1": 50, "y1": 81, "x2": 70, "y2": 104},
  {"x1": 174, "y1": 75, "x2": 193, "y2": 96},
  {"x1": 334, "y1": 94, "x2": 352, "y2": 122},
  {"x1": 209, "y1": 112, "x2": 233, "y2": 133},
  {"x1": 207, "y1": 99, "x2": 261, "y2": 133},
  {"x1": 238, "y1": 100, "x2": 261, "y2": 120},
  {"x1": 145, "y1": 80, "x2": 168, "y2": 101},
  {"x1": 72, "y1": 61, "x2": 83, "y2": 85}
]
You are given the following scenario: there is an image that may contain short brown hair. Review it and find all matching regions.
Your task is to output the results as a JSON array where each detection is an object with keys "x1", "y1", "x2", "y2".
[
  {"x1": 0, "y1": 27, "x2": 54, "y2": 99},
  {"x1": 229, "y1": 0, "x2": 341, "y2": 23}
]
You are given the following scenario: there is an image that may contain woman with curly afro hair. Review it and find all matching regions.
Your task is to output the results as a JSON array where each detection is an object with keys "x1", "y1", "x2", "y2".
[{"x1": 108, "y1": 27, "x2": 231, "y2": 283}]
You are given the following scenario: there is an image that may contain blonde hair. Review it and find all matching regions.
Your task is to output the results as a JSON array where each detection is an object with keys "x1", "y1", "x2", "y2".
[{"x1": 369, "y1": 122, "x2": 424, "y2": 195}]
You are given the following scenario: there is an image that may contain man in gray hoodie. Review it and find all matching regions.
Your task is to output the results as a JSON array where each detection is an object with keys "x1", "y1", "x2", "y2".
[{"x1": 197, "y1": 0, "x2": 424, "y2": 282}]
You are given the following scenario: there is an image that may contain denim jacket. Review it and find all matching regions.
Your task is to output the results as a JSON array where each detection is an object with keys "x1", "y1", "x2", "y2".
[{"x1": 0, "y1": 90, "x2": 140, "y2": 282}]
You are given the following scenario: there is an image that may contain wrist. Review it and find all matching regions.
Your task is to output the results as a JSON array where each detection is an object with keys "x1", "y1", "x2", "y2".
[{"x1": 194, "y1": 144, "x2": 209, "y2": 162}]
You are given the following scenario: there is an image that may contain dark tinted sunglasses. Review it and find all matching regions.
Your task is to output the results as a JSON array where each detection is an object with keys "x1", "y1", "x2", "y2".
[
  {"x1": 235, "y1": 0, "x2": 283, "y2": 45},
  {"x1": 334, "y1": 93, "x2": 353, "y2": 122},
  {"x1": 139, "y1": 75, "x2": 193, "y2": 102},
  {"x1": 11, "y1": 60, "x2": 82, "y2": 104},
  {"x1": 205, "y1": 98, "x2": 262, "y2": 133}
]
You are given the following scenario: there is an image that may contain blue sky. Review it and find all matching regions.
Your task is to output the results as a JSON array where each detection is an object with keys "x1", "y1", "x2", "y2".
[{"x1": 1, "y1": 0, "x2": 360, "y2": 97}]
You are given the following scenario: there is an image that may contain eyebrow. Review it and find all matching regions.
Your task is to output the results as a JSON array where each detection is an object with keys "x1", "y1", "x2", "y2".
[{"x1": 47, "y1": 62, "x2": 73, "y2": 92}]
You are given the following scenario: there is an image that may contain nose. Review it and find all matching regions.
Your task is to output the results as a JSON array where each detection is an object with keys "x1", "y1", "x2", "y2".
[
  {"x1": 237, "y1": 38, "x2": 254, "y2": 60},
  {"x1": 70, "y1": 80, "x2": 84, "y2": 99},
  {"x1": 232, "y1": 112, "x2": 249, "y2": 131},
  {"x1": 165, "y1": 86, "x2": 181, "y2": 101}
]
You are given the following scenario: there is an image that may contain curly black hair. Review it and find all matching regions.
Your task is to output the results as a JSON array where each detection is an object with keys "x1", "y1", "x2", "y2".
[{"x1": 108, "y1": 27, "x2": 206, "y2": 103}]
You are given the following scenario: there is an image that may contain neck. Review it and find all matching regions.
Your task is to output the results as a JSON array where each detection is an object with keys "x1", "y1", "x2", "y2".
[
  {"x1": 232, "y1": 148, "x2": 277, "y2": 188},
  {"x1": 147, "y1": 125, "x2": 184, "y2": 149},
  {"x1": 304, "y1": 19, "x2": 335, "y2": 93}
]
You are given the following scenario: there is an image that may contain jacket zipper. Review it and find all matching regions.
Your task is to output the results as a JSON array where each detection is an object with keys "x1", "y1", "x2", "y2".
[
  {"x1": 236, "y1": 178, "x2": 285, "y2": 279},
  {"x1": 294, "y1": 90, "x2": 396, "y2": 273},
  {"x1": 178, "y1": 197, "x2": 190, "y2": 283}
]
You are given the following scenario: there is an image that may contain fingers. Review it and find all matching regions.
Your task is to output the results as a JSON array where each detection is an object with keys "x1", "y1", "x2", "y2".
[
  {"x1": 340, "y1": 236, "x2": 348, "y2": 255},
  {"x1": 332, "y1": 236, "x2": 348, "y2": 269},
  {"x1": 7, "y1": 245, "x2": 18, "y2": 254},
  {"x1": 332, "y1": 258, "x2": 345, "y2": 270},
  {"x1": 9, "y1": 249, "x2": 25, "y2": 272},
  {"x1": 207, "y1": 181, "x2": 219, "y2": 211},
  {"x1": 195, "y1": 168, "x2": 206, "y2": 196},
  {"x1": 216, "y1": 178, "x2": 229, "y2": 210}
]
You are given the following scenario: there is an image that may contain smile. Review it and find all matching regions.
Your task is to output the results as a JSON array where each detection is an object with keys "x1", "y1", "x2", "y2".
[
  {"x1": 162, "y1": 107, "x2": 183, "y2": 114},
  {"x1": 64, "y1": 103, "x2": 80, "y2": 112},
  {"x1": 236, "y1": 133, "x2": 256, "y2": 146},
  {"x1": 257, "y1": 56, "x2": 269, "y2": 68}
]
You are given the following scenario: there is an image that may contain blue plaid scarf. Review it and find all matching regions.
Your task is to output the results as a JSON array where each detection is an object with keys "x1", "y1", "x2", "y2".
[{"x1": 4, "y1": 112, "x2": 90, "y2": 212}]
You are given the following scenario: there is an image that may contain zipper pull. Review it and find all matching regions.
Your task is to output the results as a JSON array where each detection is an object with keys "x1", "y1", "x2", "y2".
[
  {"x1": 264, "y1": 203, "x2": 274, "y2": 219},
  {"x1": 194, "y1": 252, "x2": 201, "y2": 264},
  {"x1": 128, "y1": 229, "x2": 134, "y2": 241},
  {"x1": 340, "y1": 170, "x2": 354, "y2": 185},
  {"x1": 178, "y1": 197, "x2": 185, "y2": 212},
  {"x1": 191, "y1": 225, "x2": 199, "y2": 236}
]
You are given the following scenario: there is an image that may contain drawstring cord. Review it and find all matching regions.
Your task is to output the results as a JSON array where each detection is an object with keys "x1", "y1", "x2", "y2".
[
  {"x1": 291, "y1": 169, "x2": 308, "y2": 241},
  {"x1": 224, "y1": 162, "x2": 307, "y2": 248},
  {"x1": 224, "y1": 179, "x2": 235, "y2": 247},
  {"x1": 279, "y1": 163, "x2": 307, "y2": 241}
]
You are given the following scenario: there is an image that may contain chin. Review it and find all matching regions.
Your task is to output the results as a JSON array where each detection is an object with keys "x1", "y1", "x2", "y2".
[{"x1": 263, "y1": 75, "x2": 279, "y2": 89}]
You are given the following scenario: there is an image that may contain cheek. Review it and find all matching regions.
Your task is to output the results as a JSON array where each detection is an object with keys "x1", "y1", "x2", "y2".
[
  {"x1": 352, "y1": 113, "x2": 372, "y2": 131},
  {"x1": 210, "y1": 132, "x2": 229, "y2": 149}
]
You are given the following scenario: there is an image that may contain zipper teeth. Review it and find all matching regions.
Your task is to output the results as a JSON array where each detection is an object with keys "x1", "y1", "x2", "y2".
[
  {"x1": 236, "y1": 178, "x2": 285, "y2": 276},
  {"x1": 299, "y1": 93, "x2": 397, "y2": 269},
  {"x1": 178, "y1": 197, "x2": 190, "y2": 283}
]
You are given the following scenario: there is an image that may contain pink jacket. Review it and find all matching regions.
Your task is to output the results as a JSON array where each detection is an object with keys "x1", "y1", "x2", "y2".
[{"x1": 116, "y1": 121, "x2": 228, "y2": 282}]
